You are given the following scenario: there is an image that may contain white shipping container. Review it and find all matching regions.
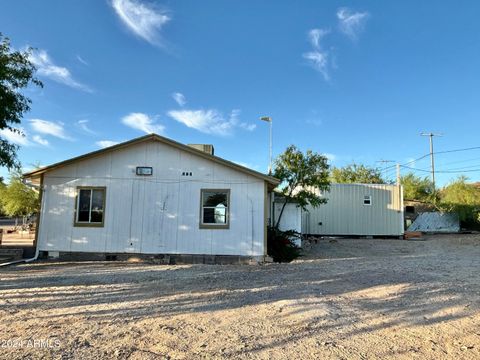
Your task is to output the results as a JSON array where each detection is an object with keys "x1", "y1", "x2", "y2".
[{"x1": 302, "y1": 184, "x2": 404, "y2": 237}]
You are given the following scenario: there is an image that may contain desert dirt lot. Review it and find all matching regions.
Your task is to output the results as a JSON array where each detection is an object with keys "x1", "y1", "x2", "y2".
[{"x1": 1, "y1": 235, "x2": 479, "y2": 359}]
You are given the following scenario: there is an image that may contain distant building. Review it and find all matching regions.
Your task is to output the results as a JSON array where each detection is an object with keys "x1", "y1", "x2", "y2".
[{"x1": 273, "y1": 184, "x2": 404, "y2": 238}]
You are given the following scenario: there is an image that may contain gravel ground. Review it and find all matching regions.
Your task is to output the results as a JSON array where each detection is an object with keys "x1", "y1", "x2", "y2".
[{"x1": 0, "y1": 234, "x2": 479, "y2": 359}]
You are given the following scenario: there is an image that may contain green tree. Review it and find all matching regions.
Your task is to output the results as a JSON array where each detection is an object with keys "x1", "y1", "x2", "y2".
[
  {"x1": 331, "y1": 163, "x2": 386, "y2": 184},
  {"x1": 0, "y1": 172, "x2": 39, "y2": 223},
  {"x1": 400, "y1": 173, "x2": 434, "y2": 202},
  {"x1": 273, "y1": 145, "x2": 330, "y2": 228},
  {"x1": 0, "y1": 33, "x2": 42, "y2": 169},
  {"x1": 438, "y1": 176, "x2": 480, "y2": 225},
  {"x1": 0, "y1": 177, "x2": 6, "y2": 216}
]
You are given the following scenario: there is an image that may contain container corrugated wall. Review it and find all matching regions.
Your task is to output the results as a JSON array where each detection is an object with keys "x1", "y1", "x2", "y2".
[{"x1": 302, "y1": 184, "x2": 404, "y2": 236}]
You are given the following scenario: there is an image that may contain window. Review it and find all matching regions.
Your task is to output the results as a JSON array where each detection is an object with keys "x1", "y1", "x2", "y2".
[
  {"x1": 363, "y1": 195, "x2": 372, "y2": 206},
  {"x1": 200, "y1": 189, "x2": 230, "y2": 229},
  {"x1": 75, "y1": 187, "x2": 106, "y2": 226},
  {"x1": 136, "y1": 166, "x2": 153, "y2": 176}
]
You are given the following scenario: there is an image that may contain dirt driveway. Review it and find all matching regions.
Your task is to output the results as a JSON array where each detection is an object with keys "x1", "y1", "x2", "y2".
[{"x1": 1, "y1": 235, "x2": 479, "y2": 359}]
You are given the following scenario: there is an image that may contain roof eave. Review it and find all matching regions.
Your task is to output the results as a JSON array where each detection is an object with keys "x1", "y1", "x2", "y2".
[{"x1": 22, "y1": 133, "x2": 280, "y2": 186}]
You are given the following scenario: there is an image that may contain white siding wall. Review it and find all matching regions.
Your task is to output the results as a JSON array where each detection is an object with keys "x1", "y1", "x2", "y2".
[
  {"x1": 302, "y1": 184, "x2": 404, "y2": 236},
  {"x1": 38, "y1": 141, "x2": 266, "y2": 256}
]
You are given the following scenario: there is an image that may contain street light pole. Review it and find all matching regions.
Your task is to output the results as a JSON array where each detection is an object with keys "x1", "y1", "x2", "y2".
[{"x1": 260, "y1": 116, "x2": 273, "y2": 174}]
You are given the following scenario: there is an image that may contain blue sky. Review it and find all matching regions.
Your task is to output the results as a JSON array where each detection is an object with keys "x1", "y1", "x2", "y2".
[{"x1": 1, "y1": 0, "x2": 480, "y2": 185}]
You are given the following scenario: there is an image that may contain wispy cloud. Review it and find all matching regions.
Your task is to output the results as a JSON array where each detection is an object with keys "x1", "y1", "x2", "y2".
[
  {"x1": 0, "y1": 128, "x2": 29, "y2": 146},
  {"x1": 96, "y1": 140, "x2": 120, "y2": 148},
  {"x1": 172, "y1": 92, "x2": 186, "y2": 107},
  {"x1": 76, "y1": 119, "x2": 96, "y2": 135},
  {"x1": 167, "y1": 108, "x2": 255, "y2": 136},
  {"x1": 121, "y1": 112, "x2": 165, "y2": 134},
  {"x1": 76, "y1": 55, "x2": 89, "y2": 66},
  {"x1": 232, "y1": 161, "x2": 260, "y2": 170},
  {"x1": 29, "y1": 49, "x2": 92, "y2": 92},
  {"x1": 308, "y1": 28, "x2": 329, "y2": 49},
  {"x1": 306, "y1": 118, "x2": 323, "y2": 127},
  {"x1": 29, "y1": 119, "x2": 72, "y2": 140},
  {"x1": 324, "y1": 153, "x2": 337, "y2": 162},
  {"x1": 337, "y1": 7, "x2": 369, "y2": 41},
  {"x1": 32, "y1": 135, "x2": 49, "y2": 146},
  {"x1": 303, "y1": 28, "x2": 331, "y2": 80},
  {"x1": 111, "y1": 0, "x2": 171, "y2": 47}
]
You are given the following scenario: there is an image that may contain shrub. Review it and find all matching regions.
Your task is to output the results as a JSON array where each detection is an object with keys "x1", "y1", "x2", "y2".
[
  {"x1": 267, "y1": 226, "x2": 302, "y2": 263},
  {"x1": 438, "y1": 176, "x2": 480, "y2": 229}
]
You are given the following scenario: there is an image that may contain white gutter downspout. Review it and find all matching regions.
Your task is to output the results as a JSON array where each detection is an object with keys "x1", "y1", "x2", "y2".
[
  {"x1": 0, "y1": 175, "x2": 43, "y2": 267},
  {"x1": 0, "y1": 246, "x2": 40, "y2": 267}
]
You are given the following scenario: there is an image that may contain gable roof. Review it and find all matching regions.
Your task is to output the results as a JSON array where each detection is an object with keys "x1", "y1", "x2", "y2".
[{"x1": 23, "y1": 133, "x2": 280, "y2": 187}]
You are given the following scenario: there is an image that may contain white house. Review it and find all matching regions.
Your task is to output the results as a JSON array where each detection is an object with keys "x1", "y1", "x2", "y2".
[{"x1": 24, "y1": 134, "x2": 280, "y2": 264}]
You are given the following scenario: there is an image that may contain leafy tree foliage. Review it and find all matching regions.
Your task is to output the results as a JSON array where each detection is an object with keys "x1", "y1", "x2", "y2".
[
  {"x1": 267, "y1": 227, "x2": 301, "y2": 263},
  {"x1": 331, "y1": 163, "x2": 386, "y2": 184},
  {"x1": 400, "y1": 173, "x2": 434, "y2": 202},
  {"x1": 0, "y1": 33, "x2": 42, "y2": 169},
  {"x1": 0, "y1": 172, "x2": 39, "y2": 219},
  {"x1": 273, "y1": 145, "x2": 330, "y2": 228},
  {"x1": 438, "y1": 176, "x2": 480, "y2": 225},
  {"x1": 0, "y1": 177, "x2": 5, "y2": 216}
]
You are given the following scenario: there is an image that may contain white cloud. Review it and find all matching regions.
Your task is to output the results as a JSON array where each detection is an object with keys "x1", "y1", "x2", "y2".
[
  {"x1": 239, "y1": 123, "x2": 257, "y2": 131},
  {"x1": 29, "y1": 49, "x2": 92, "y2": 92},
  {"x1": 303, "y1": 51, "x2": 330, "y2": 80},
  {"x1": 96, "y1": 140, "x2": 120, "y2": 148},
  {"x1": 76, "y1": 119, "x2": 96, "y2": 135},
  {"x1": 306, "y1": 118, "x2": 323, "y2": 127},
  {"x1": 111, "y1": 0, "x2": 170, "y2": 46},
  {"x1": 76, "y1": 55, "x2": 89, "y2": 66},
  {"x1": 29, "y1": 119, "x2": 71, "y2": 140},
  {"x1": 121, "y1": 112, "x2": 165, "y2": 134},
  {"x1": 303, "y1": 28, "x2": 331, "y2": 80},
  {"x1": 172, "y1": 92, "x2": 186, "y2": 107},
  {"x1": 337, "y1": 7, "x2": 369, "y2": 40},
  {"x1": 0, "y1": 128, "x2": 29, "y2": 146},
  {"x1": 167, "y1": 108, "x2": 255, "y2": 136},
  {"x1": 308, "y1": 28, "x2": 329, "y2": 49},
  {"x1": 232, "y1": 161, "x2": 260, "y2": 170},
  {"x1": 324, "y1": 153, "x2": 337, "y2": 162},
  {"x1": 32, "y1": 135, "x2": 49, "y2": 146}
]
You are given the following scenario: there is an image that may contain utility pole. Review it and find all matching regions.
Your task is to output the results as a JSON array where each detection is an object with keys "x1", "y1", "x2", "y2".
[
  {"x1": 260, "y1": 116, "x2": 273, "y2": 174},
  {"x1": 420, "y1": 132, "x2": 443, "y2": 193},
  {"x1": 396, "y1": 163, "x2": 401, "y2": 186},
  {"x1": 376, "y1": 159, "x2": 395, "y2": 182}
]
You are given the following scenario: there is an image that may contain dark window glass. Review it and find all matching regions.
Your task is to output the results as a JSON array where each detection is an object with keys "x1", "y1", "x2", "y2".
[
  {"x1": 203, "y1": 192, "x2": 227, "y2": 207},
  {"x1": 76, "y1": 188, "x2": 105, "y2": 224},
  {"x1": 78, "y1": 190, "x2": 91, "y2": 222}
]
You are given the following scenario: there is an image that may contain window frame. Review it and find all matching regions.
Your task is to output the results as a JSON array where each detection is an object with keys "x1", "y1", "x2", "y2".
[
  {"x1": 136, "y1": 166, "x2": 153, "y2": 176},
  {"x1": 363, "y1": 195, "x2": 372, "y2": 206},
  {"x1": 74, "y1": 186, "x2": 107, "y2": 227},
  {"x1": 199, "y1": 189, "x2": 230, "y2": 229}
]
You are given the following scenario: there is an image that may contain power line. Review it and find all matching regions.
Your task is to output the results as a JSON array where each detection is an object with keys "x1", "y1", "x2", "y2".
[
  {"x1": 436, "y1": 146, "x2": 480, "y2": 155},
  {"x1": 383, "y1": 145, "x2": 480, "y2": 173},
  {"x1": 401, "y1": 165, "x2": 480, "y2": 174}
]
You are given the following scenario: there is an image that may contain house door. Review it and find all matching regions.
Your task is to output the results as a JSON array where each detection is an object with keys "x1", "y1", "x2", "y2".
[{"x1": 128, "y1": 180, "x2": 176, "y2": 253}]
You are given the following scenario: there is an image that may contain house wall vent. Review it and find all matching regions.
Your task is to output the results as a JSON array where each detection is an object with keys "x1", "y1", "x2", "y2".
[{"x1": 188, "y1": 144, "x2": 214, "y2": 156}]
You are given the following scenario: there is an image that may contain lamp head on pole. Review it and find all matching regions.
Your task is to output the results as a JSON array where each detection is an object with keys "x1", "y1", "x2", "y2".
[{"x1": 260, "y1": 116, "x2": 272, "y2": 122}]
